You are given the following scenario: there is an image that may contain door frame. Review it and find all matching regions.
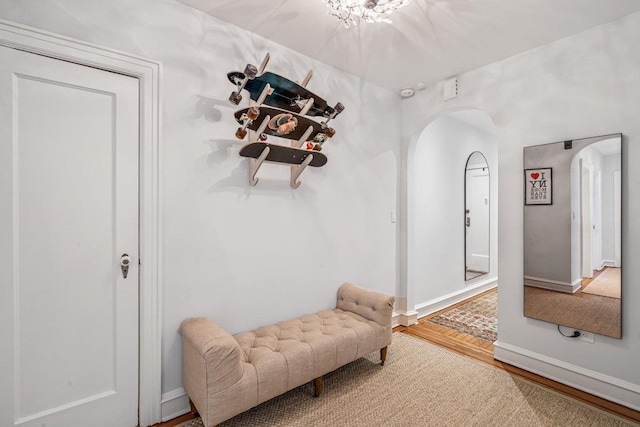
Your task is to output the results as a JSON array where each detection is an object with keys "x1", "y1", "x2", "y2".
[{"x1": 0, "y1": 19, "x2": 163, "y2": 426}]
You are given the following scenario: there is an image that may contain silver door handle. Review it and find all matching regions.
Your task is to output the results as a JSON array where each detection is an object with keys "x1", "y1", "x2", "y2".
[
  {"x1": 120, "y1": 253, "x2": 131, "y2": 279},
  {"x1": 466, "y1": 217, "x2": 471, "y2": 227}
]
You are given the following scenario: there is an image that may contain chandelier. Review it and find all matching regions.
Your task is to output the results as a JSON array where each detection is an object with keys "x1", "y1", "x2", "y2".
[{"x1": 324, "y1": 0, "x2": 411, "y2": 28}]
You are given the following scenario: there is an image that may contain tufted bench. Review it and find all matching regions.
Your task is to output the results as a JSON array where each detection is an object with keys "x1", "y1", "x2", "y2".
[{"x1": 179, "y1": 283, "x2": 395, "y2": 426}]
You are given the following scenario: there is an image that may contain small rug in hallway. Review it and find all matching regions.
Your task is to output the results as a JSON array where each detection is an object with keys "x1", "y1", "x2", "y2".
[
  {"x1": 426, "y1": 288, "x2": 497, "y2": 341},
  {"x1": 175, "y1": 333, "x2": 633, "y2": 427}
]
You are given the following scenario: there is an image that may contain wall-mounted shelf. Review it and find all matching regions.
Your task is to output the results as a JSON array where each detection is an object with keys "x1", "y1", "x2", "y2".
[{"x1": 228, "y1": 53, "x2": 344, "y2": 188}]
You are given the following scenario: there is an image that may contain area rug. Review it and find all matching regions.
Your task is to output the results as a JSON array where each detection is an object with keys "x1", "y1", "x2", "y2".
[
  {"x1": 175, "y1": 333, "x2": 633, "y2": 427},
  {"x1": 426, "y1": 289, "x2": 497, "y2": 341},
  {"x1": 582, "y1": 268, "x2": 621, "y2": 299}
]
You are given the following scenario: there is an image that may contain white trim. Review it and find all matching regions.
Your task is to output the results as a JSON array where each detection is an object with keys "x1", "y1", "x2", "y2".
[
  {"x1": 393, "y1": 310, "x2": 418, "y2": 327},
  {"x1": 414, "y1": 278, "x2": 497, "y2": 320},
  {"x1": 0, "y1": 19, "x2": 163, "y2": 426},
  {"x1": 494, "y1": 341, "x2": 640, "y2": 411},
  {"x1": 524, "y1": 276, "x2": 580, "y2": 293},
  {"x1": 601, "y1": 260, "x2": 616, "y2": 268},
  {"x1": 160, "y1": 388, "x2": 190, "y2": 422}
]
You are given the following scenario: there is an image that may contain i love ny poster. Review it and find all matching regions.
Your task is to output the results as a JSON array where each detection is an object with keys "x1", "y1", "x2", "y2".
[{"x1": 525, "y1": 168, "x2": 552, "y2": 205}]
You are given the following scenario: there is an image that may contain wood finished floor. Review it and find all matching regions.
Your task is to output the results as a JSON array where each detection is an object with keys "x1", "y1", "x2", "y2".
[{"x1": 154, "y1": 288, "x2": 640, "y2": 426}]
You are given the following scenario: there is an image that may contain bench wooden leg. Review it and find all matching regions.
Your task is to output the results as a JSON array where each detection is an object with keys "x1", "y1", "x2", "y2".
[
  {"x1": 314, "y1": 376, "x2": 324, "y2": 397},
  {"x1": 380, "y1": 346, "x2": 388, "y2": 366},
  {"x1": 189, "y1": 398, "x2": 199, "y2": 416}
]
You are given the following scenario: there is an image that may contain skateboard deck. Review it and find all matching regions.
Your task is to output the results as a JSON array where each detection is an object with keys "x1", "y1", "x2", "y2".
[
  {"x1": 228, "y1": 71, "x2": 337, "y2": 118},
  {"x1": 234, "y1": 106, "x2": 331, "y2": 142},
  {"x1": 239, "y1": 142, "x2": 328, "y2": 167}
]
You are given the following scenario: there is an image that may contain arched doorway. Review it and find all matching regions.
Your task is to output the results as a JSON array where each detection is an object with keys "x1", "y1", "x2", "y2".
[{"x1": 404, "y1": 108, "x2": 498, "y2": 342}]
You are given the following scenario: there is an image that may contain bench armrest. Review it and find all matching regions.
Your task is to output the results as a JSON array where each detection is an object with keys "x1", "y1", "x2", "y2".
[
  {"x1": 179, "y1": 318, "x2": 244, "y2": 416},
  {"x1": 336, "y1": 283, "x2": 395, "y2": 327}
]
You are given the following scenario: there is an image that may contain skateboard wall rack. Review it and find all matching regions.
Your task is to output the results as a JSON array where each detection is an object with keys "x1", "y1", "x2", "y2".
[{"x1": 229, "y1": 53, "x2": 343, "y2": 189}]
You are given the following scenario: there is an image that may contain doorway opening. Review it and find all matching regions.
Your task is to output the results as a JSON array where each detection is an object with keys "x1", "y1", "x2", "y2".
[{"x1": 405, "y1": 108, "x2": 498, "y2": 357}]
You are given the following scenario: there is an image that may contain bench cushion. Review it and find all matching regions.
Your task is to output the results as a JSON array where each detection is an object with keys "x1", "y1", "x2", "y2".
[{"x1": 233, "y1": 308, "x2": 388, "y2": 404}]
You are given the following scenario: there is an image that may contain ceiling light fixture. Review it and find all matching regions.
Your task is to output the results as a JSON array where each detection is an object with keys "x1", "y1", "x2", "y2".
[{"x1": 324, "y1": 0, "x2": 411, "y2": 28}]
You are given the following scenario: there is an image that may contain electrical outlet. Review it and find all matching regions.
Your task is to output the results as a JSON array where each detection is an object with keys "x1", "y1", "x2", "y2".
[{"x1": 578, "y1": 330, "x2": 595, "y2": 343}]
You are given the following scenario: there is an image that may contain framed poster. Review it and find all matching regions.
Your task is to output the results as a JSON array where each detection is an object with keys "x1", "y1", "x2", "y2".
[{"x1": 525, "y1": 168, "x2": 552, "y2": 205}]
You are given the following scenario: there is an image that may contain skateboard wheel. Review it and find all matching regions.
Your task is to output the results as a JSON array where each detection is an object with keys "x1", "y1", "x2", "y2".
[
  {"x1": 229, "y1": 91, "x2": 242, "y2": 105},
  {"x1": 306, "y1": 142, "x2": 314, "y2": 150},
  {"x1": 313, "y1": 144, "x2": 322, "y2": 152},
  {"x1": 325, "y1": 127, "x2": 336, "y2": 138},
  {"x1": 247, "y1": 106, "x2": 260, "y2": 120},
  {"x1": 334, "y1": 102, "x2": 345, "y2": 114},
  {"x1": 244, "y1": 64, "x2": 258, "y2": 79},
  {"x1": 259, "y1": 133, "x2": 268, "y2": 141},
  {"x1": 235, "y1": 127, "x2": 247, "y2": 139}
]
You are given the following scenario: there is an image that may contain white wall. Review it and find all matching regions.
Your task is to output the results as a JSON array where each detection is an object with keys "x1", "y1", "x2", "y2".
[
  {"x1": 0, "y1": 0, "x2": 402, "y2": 409},
  {"x1": 409, "y1": 114, "x2": 498, "y2": 308},
  {"x1": 402, "y1": 12, "x2": 640, "y2": 409},
  {"x1": 523, "y1": 141, "x2": 573, "y2": 285}
]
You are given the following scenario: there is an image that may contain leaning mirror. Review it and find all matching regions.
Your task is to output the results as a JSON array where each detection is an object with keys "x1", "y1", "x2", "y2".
[
  {"x1": 523, "y1": 134, "x2": 622, "y2": 338},
  {"x1": 465, "y1": 151, "x2": 490, "y2": 280}
]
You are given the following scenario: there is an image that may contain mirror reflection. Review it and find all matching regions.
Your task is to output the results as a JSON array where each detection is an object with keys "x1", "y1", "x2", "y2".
[
  {"x1": 465, "y1": 151, "x2": 490, "y2": 280},
  {"x1": 523, "y1": 134, "x2": 622, "y2": 338}
]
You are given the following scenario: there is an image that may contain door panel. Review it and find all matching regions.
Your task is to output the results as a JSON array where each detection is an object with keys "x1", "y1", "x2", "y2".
[
  {"x1": 0, "y1": 46, "x2": 139, "y2": 427},
  {"x1": 466, "y1": 170, "x2": 490, "y2": 272}
]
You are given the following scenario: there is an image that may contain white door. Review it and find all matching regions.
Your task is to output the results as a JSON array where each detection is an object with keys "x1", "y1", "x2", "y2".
[
  {"x1": 0, "y1": 46, "x2": 139, "y2": 427},
  {"x1": 466, "y1": 169, "x2": 490, "y2": 273},
  {"x1": 581, "y1": 162, "x2": 593, "y2": 278},
  {"x1": 614, "y1": 170, "x2": 621, "y2": 267},
  {"x1": 592, "y1": 171, "x2": 602, "y2": 270}
]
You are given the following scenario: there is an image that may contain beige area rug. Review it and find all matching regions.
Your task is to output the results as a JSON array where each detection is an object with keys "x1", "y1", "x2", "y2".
[
  {"x1": 427, "y1": 289, "x2": 497, "y2": 341},
  {"x1": 524, "y1": 286, "x2": 621, "y2": 338},
  {"x1": 176, "y1": 334, "x2": 634, "y2": 427},
  {"x1": 582, "y1": 268, "x2": 621, "y2": 299}
]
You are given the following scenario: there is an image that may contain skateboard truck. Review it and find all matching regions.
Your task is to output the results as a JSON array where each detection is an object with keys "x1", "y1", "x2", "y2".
[
  {"x1": 229, "y1": 53, "x2": 271, "y2": 105},
  {"x1": 229, "y1": 63, "x2": 256, "y2": 105},
  {"x1": 235, "y1": 84, "x2": 272, "y2": 139},
  {"x1": 320, "y1": 102, "x2": 344, "y2": 138}
]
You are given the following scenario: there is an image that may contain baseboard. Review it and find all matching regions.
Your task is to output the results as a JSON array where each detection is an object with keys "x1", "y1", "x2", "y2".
[
  {"x1": 524, "y1": 276, "x2": 579, "y2": 293},
  {"x1": 602, "y1": 260, "x2": 616, "y2": 268},
  {"x1": 160, "y1": 388, "x2": 190, "y2": 422},
  {"x1": 393, "y1": 310, "x2": 418, "y2": 327},
  {"x1": 494, "y1": 341, "x2": 640, "y2": 411},
  {"x1": 414, "y1": 278, "x2": 497, "y2": 320}
]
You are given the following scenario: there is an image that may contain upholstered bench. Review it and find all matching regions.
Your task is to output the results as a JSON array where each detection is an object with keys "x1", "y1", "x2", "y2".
[{"x1": 179, "y1": 283, "x2": 395, "y2": 426}]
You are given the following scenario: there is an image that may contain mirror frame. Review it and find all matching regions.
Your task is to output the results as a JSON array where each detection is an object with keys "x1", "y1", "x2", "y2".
[
  {"x1": 522, "y1": 133, "x2": 622, "y2": 338},
  {"x1": 464, "y1": 151, "x2": 490, "y2": 281}
]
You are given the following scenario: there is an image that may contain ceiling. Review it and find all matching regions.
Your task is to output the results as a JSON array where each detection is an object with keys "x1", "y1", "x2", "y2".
[{"x1": 179, "y1": 0, "x2": 640, "y2": 92}]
